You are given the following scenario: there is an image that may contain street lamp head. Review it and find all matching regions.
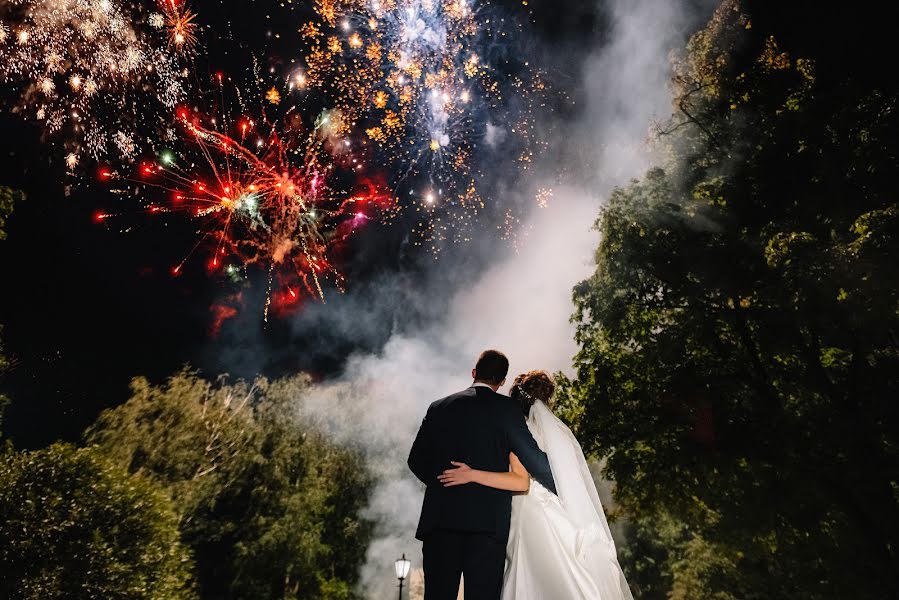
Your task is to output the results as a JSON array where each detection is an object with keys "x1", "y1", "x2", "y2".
[{"x1": 395, "y1": 554, "x2": 411, "y2": 581}]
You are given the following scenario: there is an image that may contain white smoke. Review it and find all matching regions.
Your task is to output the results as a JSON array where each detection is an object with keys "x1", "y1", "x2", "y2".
[
  {"x1": 301, "y1": 192, "x2": 598, "y2": 594},
  {"x1": 295, "y1": 0, "x2": 714, "y2": 596}
]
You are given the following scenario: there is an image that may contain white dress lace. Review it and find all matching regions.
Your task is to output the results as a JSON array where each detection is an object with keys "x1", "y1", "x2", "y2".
[{"x1": 501, "y1": 401, "x2": 634, "y2": 600}]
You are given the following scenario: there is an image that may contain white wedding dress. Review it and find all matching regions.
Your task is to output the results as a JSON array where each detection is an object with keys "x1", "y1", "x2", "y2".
[{"x1": 502, "y1": 401, "x2": 634, "y2": 600}]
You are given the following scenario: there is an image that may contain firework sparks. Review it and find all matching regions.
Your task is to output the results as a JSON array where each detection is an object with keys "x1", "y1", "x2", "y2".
[
  {"x1": 0, "y1": 0, "x2": 189, "y2": 161},
  {"x1": 535, "y1": 186, "x2": 553, "y2": 208},
  {"x1": 283, "y1": 0, "x2": 549, "y2": 249},
  {"x1": 158, "y1": 0, "x2": 198, "y2": 53},
  {"x1": 0, "y1": 0, "x2": 555, "y2": 321},
  {"x1": 104, "y1": 92, "x2": 394, "y2": 318}
]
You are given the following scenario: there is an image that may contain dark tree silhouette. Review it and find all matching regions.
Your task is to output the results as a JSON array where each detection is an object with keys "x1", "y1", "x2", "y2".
[{"x1": 560, "y1": 1, "x2": 899, "y2": 598}]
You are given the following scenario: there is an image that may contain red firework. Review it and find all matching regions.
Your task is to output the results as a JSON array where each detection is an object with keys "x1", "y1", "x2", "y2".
[{"x1": 105, "y1": 100, "x2": 393, "y2": 319}]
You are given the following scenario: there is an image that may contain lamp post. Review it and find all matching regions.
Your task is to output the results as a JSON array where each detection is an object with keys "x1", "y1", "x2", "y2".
[{"x1": 395, "y1": 554, "x2": 411, "y2": 600}]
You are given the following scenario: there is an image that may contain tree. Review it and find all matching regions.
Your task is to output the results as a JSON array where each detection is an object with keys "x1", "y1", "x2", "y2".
[
  {"x1": 0, "y1": 334, "x2": 9, "y2": 436},
  {"x1": 0, "y1": 443, "x2": 195, "y2": 600},
  {"x1": 0, "y1": 185, "x2": 23, "y2": 242},
  {"x1": 0, "y1": 184, "x2": 23, "y2": 435},
  {"x1": 86, "y1": 369, "x2": 373, "y2": 600},
  {"x1": 562, "y1": 1, "x2": 899, "y2": 598}
]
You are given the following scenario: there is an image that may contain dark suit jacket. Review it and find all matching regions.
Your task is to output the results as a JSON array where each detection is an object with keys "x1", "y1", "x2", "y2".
[{"x1": 408, "y1": 385, "x2": 557, "y2": 541}]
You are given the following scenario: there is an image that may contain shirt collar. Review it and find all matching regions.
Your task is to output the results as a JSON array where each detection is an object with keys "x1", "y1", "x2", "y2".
[{"x1": 472, "y1": 382, "x2": 494, "y2": 390}]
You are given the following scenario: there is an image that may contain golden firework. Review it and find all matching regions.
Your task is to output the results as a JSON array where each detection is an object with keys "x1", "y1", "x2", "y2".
[{"x1": 163, "y1": 1, "x2": 198, "y2": 53}]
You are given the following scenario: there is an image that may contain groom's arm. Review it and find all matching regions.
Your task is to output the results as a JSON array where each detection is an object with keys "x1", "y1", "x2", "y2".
[
  {"x1": 408, "y1": 407, "x2": 437, "y2": 485},
  {"x1": 501, "y1": 402, "x2": 557, "y2": 495}
]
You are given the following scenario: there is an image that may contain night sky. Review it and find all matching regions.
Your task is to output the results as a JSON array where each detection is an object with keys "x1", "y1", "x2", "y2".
[{"x1": 0, "y1": 0, "x2": 601, "y2": 447}]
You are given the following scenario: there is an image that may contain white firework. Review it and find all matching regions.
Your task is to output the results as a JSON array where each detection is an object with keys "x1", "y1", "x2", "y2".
[{"x1": 0, "y1": 0, "x2": 189, "y2": 161}]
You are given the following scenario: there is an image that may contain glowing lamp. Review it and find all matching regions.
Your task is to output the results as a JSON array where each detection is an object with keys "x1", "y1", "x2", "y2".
[
  {"x1": 394, "y1": 554, "x2": 411, "y2": 599},
  {"x1": 394, "y1": 554, "x2": 411, "y2": 579}
]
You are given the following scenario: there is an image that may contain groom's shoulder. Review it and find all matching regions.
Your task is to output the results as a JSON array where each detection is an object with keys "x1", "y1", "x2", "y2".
[
  {"x1": 474, "y1": 388, "x2": 520, "y2": 417},
  {"x1": 429, "y1": 387, "x2": 477, "y2": 411},
  {"x1": 427, "y1": 388, "x2": 518, "y2": 418}
]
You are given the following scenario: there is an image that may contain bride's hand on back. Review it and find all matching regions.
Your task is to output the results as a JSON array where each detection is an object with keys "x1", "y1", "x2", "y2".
[
  {"x1": 438, "y1": 456, "x2": 530, "y2": 492},
  {"x1": 438, "y1": 461, "x2": 474, "y2": 486}
]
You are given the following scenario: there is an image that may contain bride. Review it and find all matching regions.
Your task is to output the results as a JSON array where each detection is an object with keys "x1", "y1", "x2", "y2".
[{"x1": 438, "y1": 371, "x2": 634, "y2": 600}]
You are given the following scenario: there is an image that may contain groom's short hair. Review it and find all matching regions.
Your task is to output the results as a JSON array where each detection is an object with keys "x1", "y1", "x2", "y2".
[{"x1": 474, "y1": 349, "x2": 509, "y2": 385}]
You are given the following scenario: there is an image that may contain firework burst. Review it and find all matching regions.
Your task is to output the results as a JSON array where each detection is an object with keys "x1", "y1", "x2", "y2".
[
  {"x1": 0, "y1": 0, "x2": 551, "y2": 320},
  {"x1": 286, "y1": 0, "x2": 548, "y2": 249},
  {"x1": 0, "y1": 0, "x2": 189, "y2": 162},
  {"x1": 151, "y1": 0, "x2": 198, "y2": 53},
  {"x1": 103, "y1": 91, "x2": 395, "y2": 319}
]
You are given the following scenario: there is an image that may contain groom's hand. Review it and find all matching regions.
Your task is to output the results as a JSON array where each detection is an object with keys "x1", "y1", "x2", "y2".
[{"x1": 437, "y1": 461, "x2": 474, "y2": 487}]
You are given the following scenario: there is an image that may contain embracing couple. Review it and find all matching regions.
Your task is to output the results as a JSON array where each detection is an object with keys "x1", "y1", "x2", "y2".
[{"x1": 408, "y1": 349, "x2": 634, "y2": 600}]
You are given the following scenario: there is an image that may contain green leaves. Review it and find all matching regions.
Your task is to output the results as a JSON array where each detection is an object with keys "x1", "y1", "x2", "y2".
[
  {"x1": 0, "y1": 185, "x2": 24, "y2": 242},
  {"x1": 0, "y1": 185, "x2": 23, "y2": 436},
  {"x1": 565, "y1": 1, "x2": 899, "y2": 598},
  {"x1": 0, "y1": 443, "x2": 196, "y2": 600},
  {"x1": 86, "y1": 370, "x2": 373, "y2": 600}
]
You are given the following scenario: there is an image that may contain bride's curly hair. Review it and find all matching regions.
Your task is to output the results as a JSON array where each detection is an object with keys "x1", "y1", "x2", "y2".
[{"x1": 510, "y1": 370, "x2": 555, "y2": 416}]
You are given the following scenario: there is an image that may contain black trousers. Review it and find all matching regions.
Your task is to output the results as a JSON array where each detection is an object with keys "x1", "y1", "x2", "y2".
[{"x1": 422, "y1": 530, "x2": 507, "y2": 600}]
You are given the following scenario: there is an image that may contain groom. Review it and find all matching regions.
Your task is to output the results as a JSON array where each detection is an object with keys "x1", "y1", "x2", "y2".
[{"x1": 408, "y1": 349, "x2": 557, "y2": 600}]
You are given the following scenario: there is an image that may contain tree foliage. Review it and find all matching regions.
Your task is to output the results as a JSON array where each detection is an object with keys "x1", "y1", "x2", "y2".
[
  {"x1": 0, "y1": 443, "x2": 196, "y2": 600},
  {"x1": 0, "y1": 333, "x2": 9, "y2": 436},
  {"x1": 0, "y1": 184, "x2": 22, "y2": 434},
  {"x1": 563, "y1": 1, "x2": 899, "y2": 598},
  {"x1": 0, "y1": 184, "x2": 23, "y2": 242},
  {"x1": 86, "y1": 370, "x2": 373, "y2": 600}
]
